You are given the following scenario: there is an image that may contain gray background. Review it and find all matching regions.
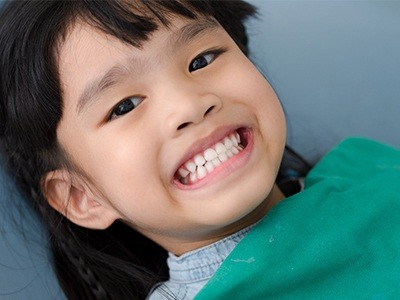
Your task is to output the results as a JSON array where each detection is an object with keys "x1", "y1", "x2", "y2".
[
  {"x1": 1, "y1": 1, "x2": 399, "y2": 299},
  {"x1": 249, "y1": 1, "x2": 400, "y2": 162}
]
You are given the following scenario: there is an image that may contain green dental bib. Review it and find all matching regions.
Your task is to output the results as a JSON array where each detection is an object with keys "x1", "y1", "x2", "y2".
[{"x1": 195, "y1": 138, "x2": 400, "y2": 299}]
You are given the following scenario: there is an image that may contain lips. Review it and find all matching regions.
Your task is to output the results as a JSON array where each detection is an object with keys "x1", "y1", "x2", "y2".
[{"x1": 173, "y1": 127, "x2": 251, "y2": 185}]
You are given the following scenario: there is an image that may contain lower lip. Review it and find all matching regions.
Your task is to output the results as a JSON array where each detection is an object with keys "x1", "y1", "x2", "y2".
[{"x1": 172, "y1": 129, "x2": 254, "y2": 190}]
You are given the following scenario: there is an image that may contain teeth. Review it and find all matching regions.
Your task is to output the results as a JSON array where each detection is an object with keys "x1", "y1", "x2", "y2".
[
  {"x1": 212, "y1": 158, "x2": 221, "y2": 167},
  {"x1": 197, "y1": 166, "x2": 207, "y2": 179},
  {"x1": 178, "y1": 168, "x2": 190, "y2": 178},
  {"x1": 218, "y1": 152, "x2": 228, "y2": 162},
  {"x1": 177, "y1": 130, "x2": 245, "y2": 185},
  {"x1": 185, "y1": 161, "x2": 196, "y2": 173},
  {"x1": 230, "y1": 134, "x2": 238, "y2": 147},
  {"x1": 204, "y1": 161, "x2": 214, "y2": 173},
  {"x1": 204, "y1": 148, "x2": 217, "y2": 161},
  {"x1": 215, "y1": 143, "x2": 226, "y2": 154},
  {"x1": 190, "y1": 172, "x2": 197, "y2": 183},
  {"x1": 223, "y1": 137, "x2": 233, "y2": 149},
  {"x1": 194, "y1": 154, "x2": 206, "y2": 166}
]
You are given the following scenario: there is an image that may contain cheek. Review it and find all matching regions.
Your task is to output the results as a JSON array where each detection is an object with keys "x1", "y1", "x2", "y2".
[
  {"x1": 244, "y1": 65, "x2": 286, "y2": 138},
  {"x1": 217, "y1": 53, "x2": 283, "y2": 111},
  {"x1": 224, "y1": 57, "x2": 286, "y2": 139},
  {"x1": 94, "y1": 136, "x2": 157, "y2": 188},
  {"x1": 67, "y1": 127, "x2": 161, "y2": 199},
  {"x1": 235, "y1": 62, "x2": 287, "y2": 176}
]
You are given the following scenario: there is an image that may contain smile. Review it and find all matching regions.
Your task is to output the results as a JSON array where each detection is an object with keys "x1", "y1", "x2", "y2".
[{"x1": 174, "y1": 128, "x2": 251, "y2": 185}]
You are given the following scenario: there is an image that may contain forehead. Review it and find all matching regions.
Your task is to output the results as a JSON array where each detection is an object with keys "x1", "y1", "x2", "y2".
[{"x1": 58, "y1": 16, "x2": 221, "y2": 113}]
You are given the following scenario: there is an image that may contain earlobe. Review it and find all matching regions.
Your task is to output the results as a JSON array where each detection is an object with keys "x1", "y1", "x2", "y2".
[{"x1": 43, "y1": 170, "x2": 118, "y2": 230}]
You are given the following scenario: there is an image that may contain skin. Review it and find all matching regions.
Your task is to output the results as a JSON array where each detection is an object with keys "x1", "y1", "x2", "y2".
[{"x1": 45, "y1": 16, "x2": 287, "y2": 255}]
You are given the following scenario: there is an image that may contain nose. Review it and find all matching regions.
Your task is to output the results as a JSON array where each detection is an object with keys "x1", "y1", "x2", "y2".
[{"x1": 163, "y1": 87, "x2": 222, "y2": 136}]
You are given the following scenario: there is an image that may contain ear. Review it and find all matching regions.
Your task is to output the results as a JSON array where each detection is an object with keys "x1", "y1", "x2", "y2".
[{"x1": 43, "y1": 169, "x2": 118, "y2": 229}]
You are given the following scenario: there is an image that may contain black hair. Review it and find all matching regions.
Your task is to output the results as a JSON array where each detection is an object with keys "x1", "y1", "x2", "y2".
[{"x1": 0, "y1": 1, "x2": 271, "y2": 299}]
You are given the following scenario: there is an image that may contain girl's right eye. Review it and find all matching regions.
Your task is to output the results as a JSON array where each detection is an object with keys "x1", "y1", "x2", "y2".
[{"x1": 109, "y1": 96, "x2": 143, "y2": 120}]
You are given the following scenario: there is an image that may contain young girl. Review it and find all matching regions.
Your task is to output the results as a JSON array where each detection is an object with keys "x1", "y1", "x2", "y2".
[{"x1": 0, "y1": 1, "x2": 399, "y2": 300}]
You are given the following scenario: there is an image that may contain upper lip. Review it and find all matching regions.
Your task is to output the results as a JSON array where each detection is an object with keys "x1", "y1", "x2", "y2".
[{"x1": 172, "y1": 125, "x2": 246, "y2": 179}]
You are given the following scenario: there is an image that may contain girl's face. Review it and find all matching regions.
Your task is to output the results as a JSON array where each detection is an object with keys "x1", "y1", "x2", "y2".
[{"x1": 54, "y1": 16, "x2": 286, "y2": 254}]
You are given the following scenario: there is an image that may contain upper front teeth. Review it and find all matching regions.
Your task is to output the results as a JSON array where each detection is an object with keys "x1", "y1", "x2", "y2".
[
  {"x1": 204, "y1": 148, "x2": 217, "y2": 161},
  {"x1": 194, "y1": 154, "x2": 206, "y2": 166},
  {"x1": 177, "y1": 132, "x2": 243, "y2": 183}
]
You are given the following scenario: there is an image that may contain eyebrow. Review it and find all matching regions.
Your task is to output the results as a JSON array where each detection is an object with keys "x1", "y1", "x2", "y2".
[
  {"x1": 171, "y1": 18, "x2": 220, "y2": 49},
  {"x1": 77, "y1": 65, "x2": 129, "y2": 114},
  {"x1": 76, "y1": 18, "x2": 220, "y2": 115}
]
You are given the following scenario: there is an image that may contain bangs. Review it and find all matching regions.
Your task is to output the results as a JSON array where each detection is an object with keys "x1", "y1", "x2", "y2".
[
  {"x1": 73, "y1": 0, "x2": 197, "y2": 48},
  {"x1": 72, "y1": 0, "x2": 256, "y2": 52}
]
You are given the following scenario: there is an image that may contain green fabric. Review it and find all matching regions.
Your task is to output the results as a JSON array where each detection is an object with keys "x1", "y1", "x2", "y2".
[{"x1": 195, "y1": 138, "x2": 400, "y2": 299}]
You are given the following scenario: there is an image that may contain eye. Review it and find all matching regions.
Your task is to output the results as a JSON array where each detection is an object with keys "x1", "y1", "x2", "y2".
[
  {"x1": 189, "y1": 48, "x2": 227, "y2": 72},
  {"x1": 109, "y1": 96, "x2": 143, "y2": 120}
]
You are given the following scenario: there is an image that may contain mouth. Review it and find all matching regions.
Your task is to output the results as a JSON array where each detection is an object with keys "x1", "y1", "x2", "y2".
[{"x1": 173, "y1": 127, "x2": 252, "y2": 186}]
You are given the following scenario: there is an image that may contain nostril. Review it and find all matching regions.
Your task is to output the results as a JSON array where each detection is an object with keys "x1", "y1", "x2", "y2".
[
  {"x1": 204, "y1": 105, "x2": 215, "y2": 117},
  {"x1": 177, "y1": 105, "x2": 216, "y2": 131},
  {"x1": 177, "y1": 122, "x2": 190, "y2": 130}
]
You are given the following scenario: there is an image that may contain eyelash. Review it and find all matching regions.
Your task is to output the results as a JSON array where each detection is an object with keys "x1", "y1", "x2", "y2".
[
  {"x1": 189, "y1": 47, "x2": 227, "y2": 72},
  {"x1": 108, "y1": 96, "x2": 144, "y2": 120},
  {"x1": 107, "y1": 47, "x2": 227, "y2": 121}
]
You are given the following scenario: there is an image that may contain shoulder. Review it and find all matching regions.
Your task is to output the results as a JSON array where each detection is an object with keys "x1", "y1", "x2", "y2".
[
  {"x1": 305, "y1": 137, "x2": 400, "y2": 187},
  {"x1": 324, "y1": 137, "x2": 399, "y2": 164}
]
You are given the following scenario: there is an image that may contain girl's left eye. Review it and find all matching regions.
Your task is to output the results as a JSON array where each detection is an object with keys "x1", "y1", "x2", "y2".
[
  {"x1": 189, "y1": 48, "x2": 226, "y2": 72},
  {"x1": 108, "y1": 96, "x2": 143, "y2": 120}
]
